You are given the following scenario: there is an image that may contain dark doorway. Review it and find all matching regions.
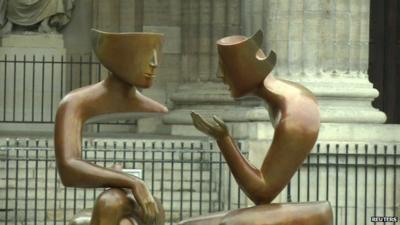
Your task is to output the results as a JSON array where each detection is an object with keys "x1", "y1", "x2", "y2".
[{"x1": 369, "y1": 0, "x2": 400, "y2": 124}]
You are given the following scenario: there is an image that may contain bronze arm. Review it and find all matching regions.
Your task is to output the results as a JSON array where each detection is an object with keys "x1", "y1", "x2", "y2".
[
  {"x1": 191, "y1": 76, "x2": 320, "y2": 205},
  {"x1": 191, "y1": 113, "x2": 269, "y2": 204}
]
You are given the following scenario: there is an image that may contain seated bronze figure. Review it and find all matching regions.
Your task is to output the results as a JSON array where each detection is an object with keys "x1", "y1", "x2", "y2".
[
  {"x1": 187, "y1": 30, "x2": 333, "y2": 225},
  {"x1": 54, "y1": 29, "x2": 167, "y2": 225}
]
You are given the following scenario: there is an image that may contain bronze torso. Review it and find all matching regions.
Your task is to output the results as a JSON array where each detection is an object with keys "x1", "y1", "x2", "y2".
[{"x1": 55, "y1": 30, "x2": 166, "y2": 225}]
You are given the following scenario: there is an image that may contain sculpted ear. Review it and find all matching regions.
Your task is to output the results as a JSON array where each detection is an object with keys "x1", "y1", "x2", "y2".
[{"x1": 250, "y1": 29, "x2": 264, "y2": 48}]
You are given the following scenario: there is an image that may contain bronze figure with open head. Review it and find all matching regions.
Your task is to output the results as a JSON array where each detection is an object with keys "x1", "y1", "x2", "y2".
[
  {"x1": 54, "y1": 29, "x2": 167, "y2": 225},
  {"x1": 187, "y1": 30, "x2": 333, "y2": 225}
]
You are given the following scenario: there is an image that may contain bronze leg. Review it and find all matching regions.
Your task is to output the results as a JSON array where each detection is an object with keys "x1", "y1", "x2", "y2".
[
  {"x1": 89, "y1": 188, "x2": 165, "y2": 225},
  {"x1": 90, "y1": 188, "x2": 139, "y2": 225},
  {"x1": 178, "y1": 202, "x2": 332, "y2": 225},
  {"x1": 178, "y1": 211, "x2": 228, "y2": 225},
  {"x1": 220, "y1": 202, "x2": 333, "y2": 225}
]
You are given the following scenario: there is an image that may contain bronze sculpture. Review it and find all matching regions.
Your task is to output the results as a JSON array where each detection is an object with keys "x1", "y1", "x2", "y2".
[
  {"x1": 56, "y1": 27, "x2": 331, "y2": 225},
  {"x1": 185, "y1": 30, "x2": 333, "y2": 225},
  {"x1": 54, "y1": 29, "x2": 166, "y2": 225}
]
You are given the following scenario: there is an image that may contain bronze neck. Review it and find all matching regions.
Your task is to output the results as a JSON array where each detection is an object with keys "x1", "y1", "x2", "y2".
[{"x1": 102, "y1": 73, "x2": 137, "y2": 98}]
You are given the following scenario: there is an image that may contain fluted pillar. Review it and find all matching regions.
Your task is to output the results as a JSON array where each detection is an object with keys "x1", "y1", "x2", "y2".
[
  {"x1": 242, "y1": 0, "x2": 385, "y2": 123},
  {"x1": 178, "y1": 0, "x2": 241, "y2": 82},
  {"x1": 164, "y1": 0, "x2": 266, "y2": 136},
  {"x1": 92, "y1": 0, "x2": 143, "y2": 32}
]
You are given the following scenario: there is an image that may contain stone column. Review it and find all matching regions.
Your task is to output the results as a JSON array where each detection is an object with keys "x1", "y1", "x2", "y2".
[
  {"x1": 92, "y1": 0, "x2": 143, "y2": 32},
  {"x1": 240, "y1": 1, "x2": 396, "y2": 217},
  {"x1": 163, "y1": 0, "x2": 270, "y2": 138},
  {"x1": 242, "y1": 0, "x2": 386, "y2": 123}
]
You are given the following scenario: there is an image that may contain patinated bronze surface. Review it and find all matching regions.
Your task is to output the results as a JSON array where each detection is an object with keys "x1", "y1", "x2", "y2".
[
  {"x1": 55, "y1": 29, "x2": 166, "y2": 225},
  {"x1": 188, "y1": 30, "x2": 332, "y2": 225},
  {"x1": 180, "y1": 202, "x2": 332, "y2": 225}
]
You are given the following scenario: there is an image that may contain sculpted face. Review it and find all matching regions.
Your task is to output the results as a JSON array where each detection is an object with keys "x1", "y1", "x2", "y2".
[
  {"x1": 91, "y1": 29, "x2": 164, "y2": 88},
  {"x1": 216, "y1": 30, "x2": 276, "y2": 98}
]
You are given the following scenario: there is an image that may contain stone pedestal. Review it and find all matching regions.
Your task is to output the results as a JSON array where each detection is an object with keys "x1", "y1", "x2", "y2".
[{"x1": 0, "y1": 34, "x2": 66, "y2": 132}]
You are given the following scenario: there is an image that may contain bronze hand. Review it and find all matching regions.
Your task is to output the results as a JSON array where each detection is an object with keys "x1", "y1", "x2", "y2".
[
  {"x1": 110, "y1": 164, "x2": 159, "y2": 225},
  {"x1": 190, "y1": 112, "x2": 228, "y2": 140},
  {"x1": 191, "y1": 112, "x2": 267, "y2": 203},
  {"x1": 131, "y1": 180, "x2": 159, "y2": 225}
]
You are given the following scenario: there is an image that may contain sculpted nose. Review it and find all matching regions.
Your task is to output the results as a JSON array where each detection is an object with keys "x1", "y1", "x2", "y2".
[{"x1": 149, "y1": 49, "x2": 158, "y2": 68}]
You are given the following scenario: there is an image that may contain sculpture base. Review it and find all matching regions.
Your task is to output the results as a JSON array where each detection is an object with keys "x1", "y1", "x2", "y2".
[{"x1": 1, "y1": 33, "x2": 64, "y2": 48}]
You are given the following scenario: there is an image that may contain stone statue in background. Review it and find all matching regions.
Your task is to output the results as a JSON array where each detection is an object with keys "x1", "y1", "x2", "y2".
[
  {"x1": 54, "y1": 29, "x2": 167, "y2": 225},
  {"x1": 0, "y1": 0, "x2": 6, "y2": 29},
  {"x1": 186, "y1": 30, "x2": 333, "y2": 225},
  {"x1": 0, "y1": 0, "x2": 75, "y2": 34}
]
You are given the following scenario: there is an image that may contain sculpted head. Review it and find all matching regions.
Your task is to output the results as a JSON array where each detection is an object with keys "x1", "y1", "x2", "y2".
[
  {"x1": 216, "y1": 30, "x2": 276, "y2": 98},
  {"x1": 91, "y1": 29, "x2": 164, "y2": 88}
]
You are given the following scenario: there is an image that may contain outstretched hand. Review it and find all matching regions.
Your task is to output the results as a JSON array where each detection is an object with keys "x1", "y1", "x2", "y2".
[{"x1": 191, "y1": 112, "x2": 229, "y2": 140}]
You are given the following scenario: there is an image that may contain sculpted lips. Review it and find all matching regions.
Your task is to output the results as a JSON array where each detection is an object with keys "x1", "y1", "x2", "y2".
[{"x1": 144, "y1": 73, "x2": 156, "y2": 78}]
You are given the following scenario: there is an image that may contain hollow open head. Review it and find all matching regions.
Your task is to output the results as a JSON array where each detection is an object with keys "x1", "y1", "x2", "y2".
[
  {"x1": 216, "y1": 30, "x2": 276, "y2": 98},
  {"x1": 91, "y1": 29, "x2": 164, "y2": 88}
]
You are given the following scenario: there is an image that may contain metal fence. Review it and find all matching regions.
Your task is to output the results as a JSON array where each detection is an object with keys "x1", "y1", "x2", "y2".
[
  {"x1": 0, "y1": 139, "x2": 250, "y2": 225},
  {"x1": 0, "y1": 55, "x2": 133, "y2": 131},
  {"x1": 0, "y1": 139, "x2": 399, "y2": 225},
  {"x1": 285, "y1": 143, "x2": 399, "y2": 225}
]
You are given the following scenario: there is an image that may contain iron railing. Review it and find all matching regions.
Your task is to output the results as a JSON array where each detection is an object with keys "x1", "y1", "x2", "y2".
[
  {"x1": 0, "y1": 55, "x2": 133, "y2": 131},
  {"x1": 0, "y1": 139, "x2": 249, "y2": 225},
  {"x1": 0, "y1": 139, "x2": 399, "y2": 225}
]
